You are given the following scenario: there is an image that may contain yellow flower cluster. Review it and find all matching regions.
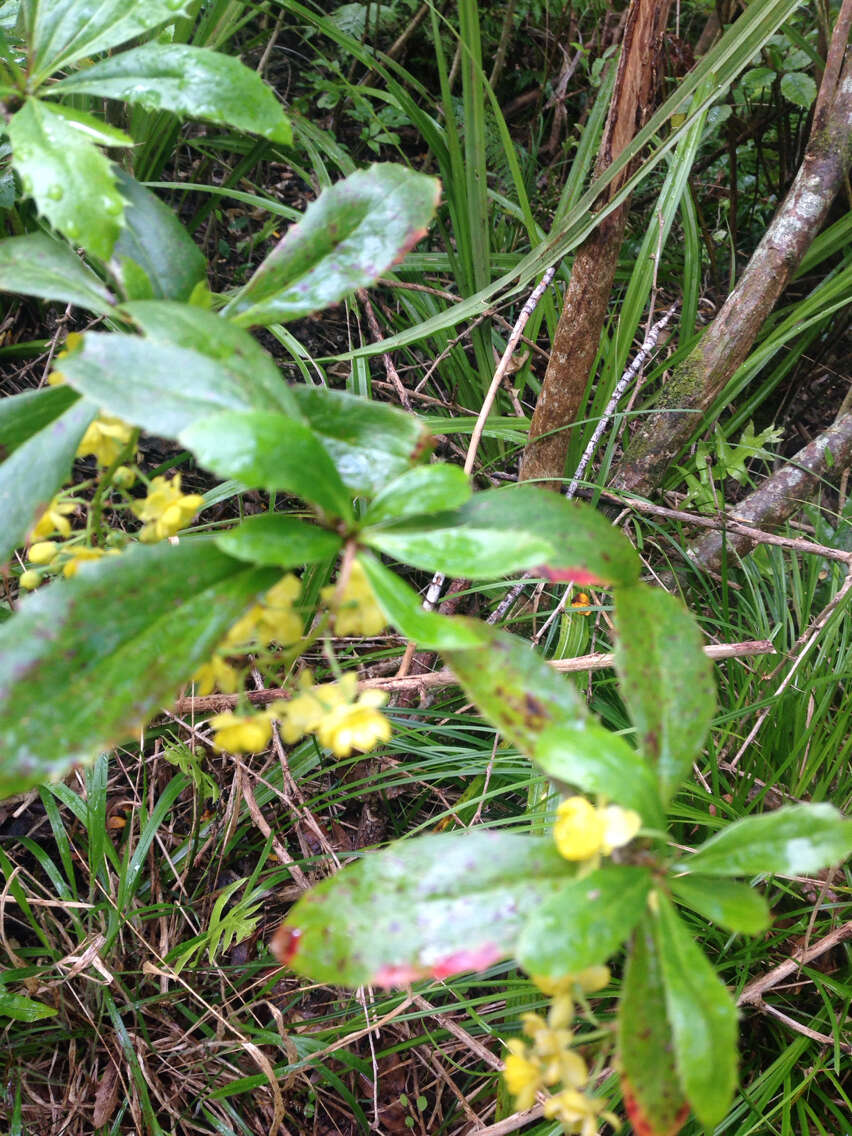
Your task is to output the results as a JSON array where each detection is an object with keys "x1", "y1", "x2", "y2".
[
  {"x1": 321, "y1": 560, "x2": 386, "y2": 637},
  {"x1": 503, "y1": 969, "x2": 619, "y2": 1134},
  {"x1": 22, "y1": 538, "x2": 120, "y2": 585},
  {"x1": 192, "y1": 655, "x2": 240, "y2": 697},
  {"x1": 30, "y1": 496, "x2": 75, "y2": 541},
  {"x1": 553, "y1": 796, "x2": 641, "y2": 862},
  {"x1": 77, "y1": 415, "x2": 134, "y2": 467},
  {"x1": 224, "y1": 574, "x2": 303, "y2": 649},
  {"x1": 132, "y1": 474, "x2": 204, "y2": 542},
  {"x1": 208, "y1": 710, "x2": 273, "y2": 754}
]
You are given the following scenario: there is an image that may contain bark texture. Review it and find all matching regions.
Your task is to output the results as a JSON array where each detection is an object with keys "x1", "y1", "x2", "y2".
[
  {"x1": 610, "y1": 33, "x2": 852, "y2": 499},
  {"x1": 518, "y1": 0, "x2": 672, "y2": 486},
  {"x1": 686, "y1": 414, "x2": 852, "y2": 575}
]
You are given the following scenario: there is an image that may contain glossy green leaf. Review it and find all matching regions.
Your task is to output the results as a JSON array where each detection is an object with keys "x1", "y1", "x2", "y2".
[
  {"x1": 275, "y1": 830, "x2": 572, "y2": 987},
  {"x1": 0, "y1": 990, "x2": 57, "y2": 1021},
  {"x1": 216, "y1": 514, "x2": 343, "y2": 568},
  {"x1": 0, "y1": 540, "x2": 276, "y2": 795},
  {"x1": 365, "y1": 485, "x2": 641, "y2": 582},
  {"x1": 118, "y1": 300, "x2": 299, "y2": 418},
  {"x1": 224, "y1": 163, "x2": 439, "y2": 326},
  {"x1": 654, "y1": 891, "x2": 738, "y2": 1129},
  {"x1": 619, "y1": 927, "x2": 689, "y2": 1136},
  {"x1": 0, "y1": 397, "x2": 94, "y2": 567},
  {"x1": 55, "y1": 44, "x2": 292, "y2": 144},
  {"x1": 8, "y1": 98, "x2": 124, "y2": 259},
  {"x1": 365, "y1": 463, "x2": 471, "y2": 524},
  {"x1": 357, "y1": 551, "x2": 488, "y2": 650},
  {"x1": 533, "y1": 723, "x2": 665, "y2": 829},
  {"x1": 57, "y1": 332, "x2": 290, "y2": 437},
  {"x1": 180, "y1": 411, "x2": 353, "y2": 521},
  {"x1": 445, "y1": 624, "x2": 588, "y2": 755},
  {"x1": 517, "y1": 866, "x2": 651, "y2": 977},
  {"x1": 612, "y1": 582, "x2": 715, "y2": 803},
  {"x1": 675, "y1": 804, "x2": 852, "y2": 877},
  {"x1": 40, "y1": 103, "x2": 132, "y2": 147},
  {"x1": 669, "y1": 876, "x2": 770, "y2": 935},
  {"x1": 780, "y1": 71, "x2": 817, "y2": 109},
  {"x1": 0, "y1": 385, "x2": 78, "y2": 457},
  {"x1": 110, "y1": 169, "x2": 207, "y2": 303},
  {"x1": 292, "y1": 386, "x2": 431, "y2": 494},
  {"x1": 26, "y1": 0, "x2": 190, "y2": 77},
  {"x1": 0, "y1": 232, "x2": 115, "y2": 313}
]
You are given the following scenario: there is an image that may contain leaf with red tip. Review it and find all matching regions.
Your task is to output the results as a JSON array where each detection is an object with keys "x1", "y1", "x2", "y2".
[{"x1": 270, "y1": 831, "x2": 573, "y2": 987}]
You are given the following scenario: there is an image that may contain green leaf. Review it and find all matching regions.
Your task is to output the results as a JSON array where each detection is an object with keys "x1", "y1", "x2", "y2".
[
  {"x1": 292, "y1": 386, "x2": 431, "y2": 494},
  {"x1": 779, "y1": 70, "x2": 817, "y2": 109},
  {"x1": 445, "y1": 623, "x2": 589, "y2": 755},
  {"x1": 0, "y1": 990, "x2": 57, "y2": 1021},
  {"x1": 364, "y1": 485, "x2": 641, "y2": 582},
  {"x1": 669, "y1": 876, "x2": 770, "y2": 935},
  {"x1": 357, "y1": 551, "x2": 488, "y2": 650},
  {"x1": 675, "y1": 804, "x2": 852, "y2": 877},
  {"x1": 8, "y1": 98, "x2": 124, "y2": 259},
  {"x1": 365, "y1": 463, "x2": 471, "y2": 524},
  {"x1": 117, "y1": 300, "x2": 299, "y2": 418},
  {"x1": 274, "y1": 830, "x2": 572, "y2": 987},
  {"x1": 533, "y1": 723, "x2": 665, "y2": 830},
  {"x1": 619, "y1": 927, "x2": 689, "y2": 1136},
  {"x1": 0, "y1": 397, "x2": 95, "y2": 568},
  {"x1": 54, "y1": 44, "x2": 292, "y2": 144},
  {"x1": 26, "y1": 0, "x2": 191, "y2": 77},
  {"x1": 223, "y1": 163, "x2": 440, "y2": 326},
  {"x1": 654, "y1": 891, "x2": 738, "y2": 1129},
  {"x1": 110, "y1": 168, "x2": 207, "y2": 303},
  {"x1": 39, "y1": 103, "x2": 132, "y2": 147},
  {"x1": 0, "y1": 539, "x2": 276, "y2": 794},
  {"x1": 517, "y1": 866, "x2": 651, "y2": 977},
  {"x1": 0, "y1": 232, "x2": 115, "y2": 313},
  {"x1": 57, "y1": 332, "x2": 290, "y2": 437},
  {"x1": 180, "y1": 411, "x2": 353, "y2": 521},
  {"x1": 216, "y1": 514, "x2": 343, "y2": 568},
  {"x1": 0, "y1": 385, "x2": 78, "y2": 457},
  {"x1": 612, "y1": 582, "x2": 715, "y2": 803}
]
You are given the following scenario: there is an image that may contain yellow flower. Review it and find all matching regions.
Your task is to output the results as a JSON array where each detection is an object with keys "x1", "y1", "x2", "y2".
[
  {"x1": 543, "y1": 1088, "x2": 620, "y2": 1135},
  {"x1": 223, "y1": 575, "x2": 302, "y2": 649},
  {"x1": 503, "y1": 1042, "x2": 543, "y2": 1112},
  {"x1": 77, "y1": 415, "x2": 134, "y2": 467},
  {"x1": 209, "y1": 711, "x2": 273, "y2": 754},
  {"x1": 224, "y1": 604, "x2": 263, "y2": 648},
  {"x1": 192, "y1": 656, "x2": 240, "y2": 696},
  {"x1": 533, "y1": 967, "x2": 611, "y2": 999},
  {"x1": 30, "y1": 496, "x2": 75, "y2": 541},
  {"x1": 28, "y1": 541, "x2": 59, "y2": 564},
  {"x1": 61, "y1": 546, "x2": 120, "y2": 577},
  {"x1": 571, "y1": 592, "x2": 591, "y2": 614},
  {"x1": 19, "y1": 569, "x2": 41, "y2": 590},
  {"x1": 553, "y1": 797, "x2": 606, "y2": 861},
  {"x1": 599, "y1": 803, "x2": 641, "y2": 854},
  {"x1": 321, "y1": 560, "x2": 386, "y2": 637},
  {"x1": 273, "y1": 688, "x2": 327, "y2": 743},
  {"x1": 316, "y1": 690, "x2": 391, "y2": 757},
  {"x1": 133, "y1": 475, "x2": 204, "y2": 542}
]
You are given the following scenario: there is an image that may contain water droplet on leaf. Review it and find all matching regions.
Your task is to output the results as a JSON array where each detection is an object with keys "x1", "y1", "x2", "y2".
[{"x1": 47, "y1": 184, "x2": 64, "y2": 200}]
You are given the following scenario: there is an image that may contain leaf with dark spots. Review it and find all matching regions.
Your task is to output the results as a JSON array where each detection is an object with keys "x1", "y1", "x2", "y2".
[
  {"x1": 271, "y1": 831, "x2": 573, "y2": 987},
  {"x1": 0, "y1": 539, "x2": 277, "y2": 795}
]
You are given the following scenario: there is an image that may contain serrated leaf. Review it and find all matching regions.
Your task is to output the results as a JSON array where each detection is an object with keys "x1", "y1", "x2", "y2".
[
  {"x1": 0, "y1": 396, "x2": 94, "y2": 567},
  {"x1": 0, "y1": 232, "x2": 115, "y2": 313},
  {"x1": 619, "y1": 928, "x2": 690, "y2": 1136},
  {"x1": 675, "y1": 804, "x2": 852, "y2": 877},
  {"x1": 654, "y1": 891, "x2": 738, "y2": 1129},
  {"x1": 669, "y1": 876, "x2": 770, "y2": 935},
  {"x1": 27, "y1": 0, "x2": 190, "y2": 77},
  {"x1": 272, "y1": 831, "x2": 572, "y2": 986},
  {"x1": 612, "y1": 582, "x2": 715, "y2": 803},
  {"x1": 180, "y1": 411, "x2": 353, "y2": 521},
  {"x1": 216, "y1": 514, "x2": 343, "y2": 568},
  {"x1": 357, "y1": 551, "x2": 488, "y2": 650},
  {"x1": 0, "y1": 990, "x2": 57, "y2": 1021},
  {"x1": 365, "y1": 485, "x2": 641, "y2": 582},
  {"x1": 365, "y1": 463, "x2": 471, "y2": 524},
  {"x1": 55, "y1": 44, "x2": 291, "y2": 144},
  {"x1": 9, "y1": 98, "x2": 124, "y2": 259},
  {"x1": 779, "y1": 70, "x2": 817, "y2": 109},
  {"x1": 533, "y1": 723, "x2": 665, "y2": 829},
  {"x1": 517, "y1": 866, "x2": 651, "y2": 977},
  {"x1": 445, "y1": 623, "x2": 589, "y2": 755},
  {"x1": 292, "y1": 385, "x2": 431, "y2": 494},
  {"x1": 110, "y1": 168, "x2": 207, "y2": 303},
  {"x1": 223, "y1": 163, "x2": 440, "y2": 326},
  {"x1": 0, "y1": 540, "x2": 276, "y2": 794},
  {"x1": 117, "y1": 300, "x2": 298, "y2": 418},
  {"x1": 57, "y1": 332, "x2": 291, "y2": 437}
]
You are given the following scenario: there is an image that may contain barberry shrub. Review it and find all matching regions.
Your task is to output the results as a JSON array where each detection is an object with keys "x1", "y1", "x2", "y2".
[{"x1": 0, "y1": 4, "x2": 850, "y2": 1134}]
